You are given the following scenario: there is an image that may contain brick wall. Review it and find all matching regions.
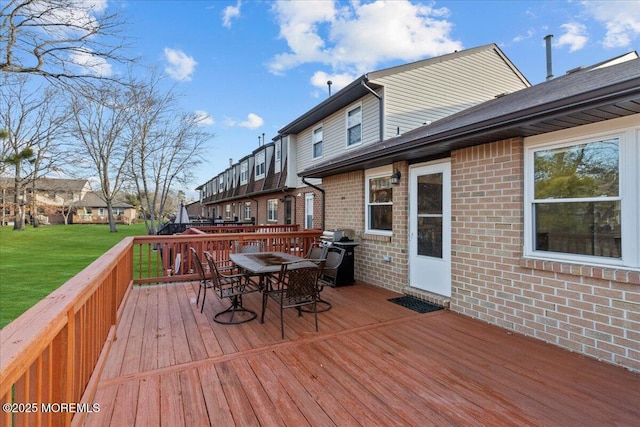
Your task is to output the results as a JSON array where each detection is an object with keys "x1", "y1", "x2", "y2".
[
  {"x1": 294, "y1": 186, "x2": 325, "y2": 229},
  {"x1": 451, "y1": 138, "x2": 640, "y2": 372},
  {"x1": 323, "y1": 164, "x2": 409, "y2": 294}
]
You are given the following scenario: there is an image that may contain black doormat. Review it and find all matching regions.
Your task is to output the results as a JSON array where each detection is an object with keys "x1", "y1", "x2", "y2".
[{"x1": 388, "y1": 295, "x2": 444, "y2": 313}]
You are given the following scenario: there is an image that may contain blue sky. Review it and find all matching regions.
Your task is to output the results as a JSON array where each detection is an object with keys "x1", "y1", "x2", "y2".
[{"x1": 108, "y1": 0, "x2": 640, "y2": 194}]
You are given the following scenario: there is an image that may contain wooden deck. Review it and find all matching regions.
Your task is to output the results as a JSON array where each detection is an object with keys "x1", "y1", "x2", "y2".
[{"x1": 84, "y1": 281, "x2": 640, "y2": 426}]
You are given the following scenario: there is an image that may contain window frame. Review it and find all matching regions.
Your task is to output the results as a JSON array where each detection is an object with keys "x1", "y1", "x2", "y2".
[
  {"x1": 312, "y1": 125, "x2": 323, "y2": 159},
  {"x1": 267, "y1": 199, "x2": 278, "y2": 222},
  {"x1": 365, "y1": 165, "x2": 393, "y2": 236},
  {"x1": 244, "y1": 202, "x2": 251, "y2": 221},
  {"x1": 346, "y1": 105, "x2": 362, "y2": 148},
  {"x1": 523, "y1": 117, "x2": 639, "y2": 269},
  {"x1": 255, "y1": 151, "x2": 266, "y2": 179},
  {"x1": 240, "y1": 161, "x2": 249, "y2": 185}
]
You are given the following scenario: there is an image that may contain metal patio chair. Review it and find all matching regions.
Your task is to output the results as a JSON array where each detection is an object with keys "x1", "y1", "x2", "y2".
[
  {"x1": 204, "y1": 251, "x2": 259, "y2": 324},
  {"x1": 261, "y1": 260, "x2": 325, "y2": 339}
]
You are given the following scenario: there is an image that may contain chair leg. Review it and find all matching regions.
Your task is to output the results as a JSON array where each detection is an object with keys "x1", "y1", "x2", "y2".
[
  {"x1": 200, "y1": 285, "x2": 206, "y2": 313},
  {"x1": 260, "y1": 293, "x2": 268, "y2": 324},
  {"x1": 280, "y1": 306, "x2": 285, "y2": 339},
  {"x1": 313, "y1": 301, "x2": 319, "y2": 332}
]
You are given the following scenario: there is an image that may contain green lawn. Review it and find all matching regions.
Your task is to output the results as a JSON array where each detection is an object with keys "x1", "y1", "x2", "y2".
[{"x1": 0, "y1": 223, "x2": 148, "y2": 328}]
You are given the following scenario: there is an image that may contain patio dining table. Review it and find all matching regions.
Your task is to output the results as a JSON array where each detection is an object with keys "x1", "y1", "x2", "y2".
[{"x1": 229, "y1": 251, "x2": 318, "y2": 290}]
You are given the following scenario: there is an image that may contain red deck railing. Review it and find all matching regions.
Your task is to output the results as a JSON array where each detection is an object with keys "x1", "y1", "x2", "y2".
[{"x1": 0, "y1": 229, "x2": 321, "y2": 426}]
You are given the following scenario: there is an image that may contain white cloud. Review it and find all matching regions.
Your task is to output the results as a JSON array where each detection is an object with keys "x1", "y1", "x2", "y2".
[
  {"x1": 69, "y1": 50, "x2": 113, "y2": 77},
  {"x1": 268, "y1": 0, "x2": 462, "y2": 76},
  {"x1": 222, "y1": 1, "x2": 242, "y2": 28},
  {"x1": 581, "y1": 1, "x2": 640, "y2": 48},
  {"x1": 163, "y1": 47, "x2": 198, "y2": 81},
  {"x1": 193, "y1": 110, "x2": 214, "y2": 126},
  {"x1": 225, "y1": 113, "x2": 264, "y2": 129},
  {"x1": 513, "y1": 29, "x2": 536, "y2": 44},
  {"x1": 239, "y1": 113, "x2": 264, "y2": 129},
  {"x1": 556, "y1": 23, "x2": 588, "y2": 52}
]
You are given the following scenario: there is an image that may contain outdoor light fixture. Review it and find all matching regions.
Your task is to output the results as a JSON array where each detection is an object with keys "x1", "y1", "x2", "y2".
[{"x1": 391, "y1": 169, "x2": 401, "y2": 185}]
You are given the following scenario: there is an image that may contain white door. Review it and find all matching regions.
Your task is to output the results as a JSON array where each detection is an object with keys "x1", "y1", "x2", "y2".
[
  {"x1": 305, "y1": 193, "x2": 314, "y2": 229},
  {"x1": 409, "y1": 161, "x2": 451, "y2": 297}
]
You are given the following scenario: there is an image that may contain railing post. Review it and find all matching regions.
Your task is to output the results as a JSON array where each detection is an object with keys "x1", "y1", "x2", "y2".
[{"x1": 65, "y1": 308, "x2": 75, "y2": 426}]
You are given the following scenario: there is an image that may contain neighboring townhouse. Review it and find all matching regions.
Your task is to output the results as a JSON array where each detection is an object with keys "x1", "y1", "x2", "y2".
[
  {"x1": 198, "y1": 44, "x2": 530, "y2": 228},
  {"x1": 0, "y1": 177, "x2": 91, "y2": 225},
  {"x1": 198, "y1": 139, "x2": 295, "y2": 225},
  {"x1": 300, "y1": 53, "x2": 640, "y2": 372},
  {"x1": 74, "y1": 191, "x2": 137, "y2": 225}
]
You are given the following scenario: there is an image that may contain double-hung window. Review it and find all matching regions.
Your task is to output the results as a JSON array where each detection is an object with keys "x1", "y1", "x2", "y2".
[
  {"x1": 218, "y1": 176, "x2": 224, "y2": 193},
  {"x1": 347, "y1": 106, "x2": 362, "y2": 147},
  {"x1": 240, "y1": 161, "x2": 248, "y2": 185},
  {"x1": 313, "y1": 126, "x2": 323, "y2": 158},
  {"x1": 524, "y1": 118, "x2": 639, "y2": 268},
  {"x1": 255, "y1": 151, "x2": 266, "y2": 179},
  {"x1": 244, "y1": 202, "x2": 251, "y2": 220},
  {"x1": 365, "y1": 166, "x2": 393, "y2": 235},
  {"x1": 267, "y1": 199, "x2": 278, "y2": 222}
]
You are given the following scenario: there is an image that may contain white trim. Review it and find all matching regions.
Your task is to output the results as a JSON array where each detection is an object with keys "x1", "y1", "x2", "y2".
[
  {"x1": 305, "y1": 193, "x2": 314, "y2": 229},
  {"x1": 365, "y1": 165, "x2": 393, "y2": 236}
]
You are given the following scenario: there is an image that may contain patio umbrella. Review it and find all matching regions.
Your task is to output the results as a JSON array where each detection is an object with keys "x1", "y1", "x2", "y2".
[{"x1": 176, "y1": 202, "x2": 191, "y2": 224}]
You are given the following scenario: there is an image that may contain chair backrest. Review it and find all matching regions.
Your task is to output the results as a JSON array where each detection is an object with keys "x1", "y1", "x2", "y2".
[
  {"x1": 325, "y1": 246, "x2": 345, "y2": 270},
  {"x1": 236, "y1": 240, "x2": 264, "y2": 253},
  {"x1": 280, "y1": 261, "x2": 324, "y2": 299},
  {"x1": 203, "y1": 251, "x2": 224, "y2": 290},
  {"x1": 190, "y1": 247, "x2": 207, "y2": 281},
  {"x1": 305, "y1": 244, "x2": 327, "y2": 261}
]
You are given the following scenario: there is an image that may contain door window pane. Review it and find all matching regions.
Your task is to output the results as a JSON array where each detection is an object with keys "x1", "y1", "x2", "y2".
[
  {"x1": 418, "y1": 217, "x2": 442, "y2": 257},
  {"x1": 417, "y1": 173, "x2": 443, "y2": 214}
]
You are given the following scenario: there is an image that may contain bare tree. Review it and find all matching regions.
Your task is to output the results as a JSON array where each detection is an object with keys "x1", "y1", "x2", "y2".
[
  {"x1": 0, "y1": 75, "x2": 69, "y2": 230},
  {"x1": 69, "y1": 81, "x2": 134, "y2": 232},
  {"x1": 1, "y1": 0, "x2": 131, "y2": 84},
  {"x1": 125, "y1": 75, "x2": 211, "y2": 234}
]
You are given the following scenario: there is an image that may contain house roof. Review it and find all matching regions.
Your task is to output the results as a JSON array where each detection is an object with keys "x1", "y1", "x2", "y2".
[
  {"x1": 277, "y1": 44, "x2": 527, "y2": 137},
  {"x1": 0, "y1": 177, "x2": 90, "y2": 192},
  {"x1": 300, "y1": 54, "x2": 640, "y2": 178},
  {"x1": 77, "y1": 192, "x2": 134, "y2": 208}
]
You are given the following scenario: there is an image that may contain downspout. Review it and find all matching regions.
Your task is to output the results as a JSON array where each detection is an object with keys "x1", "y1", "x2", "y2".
[
  {"x1": 249, "y1": 196, "x2": 259, "y2": 225},
  {"x1": 361, "y1": 80, "x2": 383, "y2": 141},
  {"x1": 302, "y1": 176, "x2": 325, "y2": 230}
]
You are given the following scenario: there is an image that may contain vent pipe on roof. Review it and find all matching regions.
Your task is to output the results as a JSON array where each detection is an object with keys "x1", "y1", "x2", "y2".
[
  {"x1": 327, "y1": 80, "x2": 332, "y2": 97},
  {"x1": 544, "y1": 34, "x2": 554, "y2": 81}
]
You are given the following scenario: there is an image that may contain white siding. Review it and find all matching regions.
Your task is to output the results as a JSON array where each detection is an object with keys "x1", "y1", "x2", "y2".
[
  {"x1": 375, "y1": 49, "x2": 529, "y2": 139},
  {"x1": 296, "y1": 93, "x2": 381, "y2": 184}
]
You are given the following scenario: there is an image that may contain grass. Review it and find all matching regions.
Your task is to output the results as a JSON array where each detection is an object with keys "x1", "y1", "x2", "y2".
[{"x1": 0, "y1": 223, "x2": 148, "y2": 329}]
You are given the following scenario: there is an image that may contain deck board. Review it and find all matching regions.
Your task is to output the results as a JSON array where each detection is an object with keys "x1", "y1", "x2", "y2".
[{"x1": 83, "y1": 282, "x2": 640, "y2": 426}]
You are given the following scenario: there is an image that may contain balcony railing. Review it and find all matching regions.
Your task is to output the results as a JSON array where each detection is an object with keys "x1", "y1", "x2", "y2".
[{"x1": 0, "y1": 229, "x2": 321, "y2": 426}]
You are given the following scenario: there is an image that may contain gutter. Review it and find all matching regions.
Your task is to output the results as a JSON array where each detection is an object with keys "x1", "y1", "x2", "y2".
[
  {"x1": 301, "y1": 177, "x2": 325, "y2": 230},
  {"x1": 361, "y1": 79, "x2": 383, "y2": 142},
  {"x1": 302, "y1": 74, "x2": 640, "y2": 178}
]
